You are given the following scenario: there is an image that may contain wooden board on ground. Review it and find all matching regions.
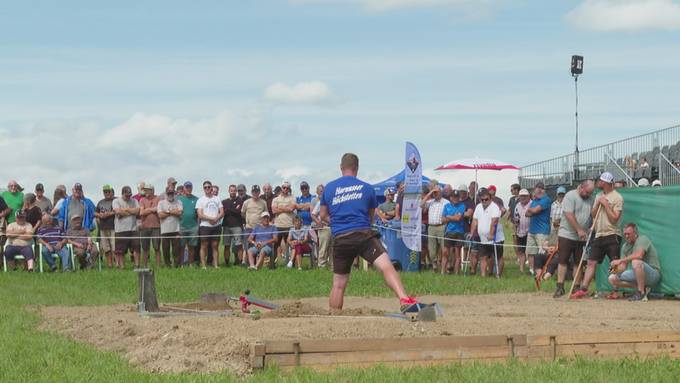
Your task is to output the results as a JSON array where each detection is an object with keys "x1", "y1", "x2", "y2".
[{"x1": 252, "y1": 331, "x2": 680, "y2": 370}]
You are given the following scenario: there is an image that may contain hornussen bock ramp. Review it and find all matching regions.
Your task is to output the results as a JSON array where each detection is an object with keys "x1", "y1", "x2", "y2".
[{"x1": 251, "y1": 331, "x2": 680, "y2": 370}]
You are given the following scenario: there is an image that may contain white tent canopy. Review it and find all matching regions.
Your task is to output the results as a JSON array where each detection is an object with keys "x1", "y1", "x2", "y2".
[{"x1": 433, "y1": 158, "x2": 520, "y2": 205}]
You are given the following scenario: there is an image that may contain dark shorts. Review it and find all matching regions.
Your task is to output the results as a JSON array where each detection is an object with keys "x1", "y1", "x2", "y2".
[
  {"x1": 444, "y1": 232, "x2": 464, "y2": 249},
  {"x1": 332, "y1": 230, "x2": 386, "y2": 275},
  {"x1": 199, "y1": 226, "x2": 221, "y2": 245},
  {"x1": 115, "y1": 231, "x2": 139, "y2": 255},
  {"x1": 516, "y1": 236, "x2": 527, "y2": 252},
  {"x1": 479, "y1": 241, "x2": 504, "y2": 259},
  {"x1": 276, "y1": 227, "x2": 290, "y2": 245},
  {"x1": 139, "y1": 228, "x2": 160, "y2": 252},
  {"x1": 557, "y1": 237, "x2": 585, "y2": 265},
  {"x1": 4, "y1": 245, "x2": 34, "y2": 261},
  {"x1": 589, "y1": 234, "x2": 620, "y2": 264}
]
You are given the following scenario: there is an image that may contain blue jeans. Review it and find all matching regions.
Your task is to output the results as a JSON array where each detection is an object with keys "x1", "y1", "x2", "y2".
[
  {"x1": 42, "y1": 246, "x2": 71, "y2": 270},
  {"x1": 618, "y1": 261, "x2": 661, "y2": 288}
]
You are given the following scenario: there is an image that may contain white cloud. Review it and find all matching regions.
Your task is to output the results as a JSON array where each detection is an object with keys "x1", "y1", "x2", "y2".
[
  {"x1": 567, "y1": 0, "x2": 680, "y2": 31},
  {"x1": 291, "y1": 0, "x2": 487, "y2": 12},
  {"x1": 275, "y1": 166, "x2": 310, "y2": 181},
  {"x1": 264, "y1": 81, "x2": 335, "y2": 105}
]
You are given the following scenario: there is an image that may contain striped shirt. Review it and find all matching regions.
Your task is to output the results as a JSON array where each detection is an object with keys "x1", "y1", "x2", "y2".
[
  {"x1": 550, "y1": 200, "x2": 563, "y2": 227},
  {"x1": 514, "y1": 202, "x2": 531, "y2": 237},
  {"x1": 37, "y1": 226, "x2": 64, "y2": 245}
]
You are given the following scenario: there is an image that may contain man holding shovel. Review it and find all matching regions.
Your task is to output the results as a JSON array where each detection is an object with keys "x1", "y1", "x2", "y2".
[{"x1": 570, "y1": 172, "x2": 624, "y2": 299}]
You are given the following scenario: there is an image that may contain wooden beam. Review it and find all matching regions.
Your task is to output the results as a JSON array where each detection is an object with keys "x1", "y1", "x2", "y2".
[{"x1": 264, "y1": 335, "x2": 510, "y2": 354}]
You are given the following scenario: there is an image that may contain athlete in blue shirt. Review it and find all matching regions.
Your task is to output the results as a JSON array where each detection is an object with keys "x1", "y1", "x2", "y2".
[{"x1": 320, "y1": 153, "x2": 417, "y2": 311}]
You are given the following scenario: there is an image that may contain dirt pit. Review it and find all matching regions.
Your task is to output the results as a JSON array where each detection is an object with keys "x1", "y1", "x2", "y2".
[{"x1": 39, "y1": 293, "x2": 680, "y2": 377}]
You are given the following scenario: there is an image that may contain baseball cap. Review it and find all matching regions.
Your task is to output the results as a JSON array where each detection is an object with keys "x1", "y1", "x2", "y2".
[
  {"x1": 652, "y1": 179, "x2": 662, "y2": 187},
  {"x1": 71, "y1": 214, "x2": 82, "y2": 220},
  {"x1": 143, "y1": 183, "x2": 154, "y2": 190},
  {"x1": 237, "y1": 184, "x2": 246, "y2": 191},
  {"x1": 15, "y1": 209, "x2": 26, "y2": 218},
  {"x1": 637, "y1": 178, "x2": 650, "y2": 187},
  {"x1": 260, "y1": 211, "x2": 270, "y2": 218},
  {"x1": 599, "y1": 172, "x2": 614, "y2": 184},
  {"x1": 534, "y1": 182, "x2": 545, "y2": 190},
  {"x1": 183, "y1": 181, "x2": 193, "y2": 188},
  {"x1": 73, "y1": 182, "x2": 83, "y2": 191},
  {"x1": 251, "y1": 184, "x2": 261, "y2": 192},
  {"x1": 167, "y1": 177, "x2": 177, "y2": 184},
  {"x1": 518, "y1": 188, "x2": 530, "y2": 196},
  {"x1": 102, "y1": 184, "x2": 113, "y2": 191},
  {"x1": 488, "y1": 185, "x2": 497, "y2": 192},
  {"x1": 556, "y1": 186, "x2": 567, "y2": 194},
  {"x1": 35, "y1": 183, "x2": 44, "y2": 192},
  {"x1": 451, "y1": 190, "x2": 460, "y2": 198},
  {"x1": 300, "y1": 181, "x2": 310, "y2": 188},
  {"x1": 458, "y1": 184, "x2": 467, "y2": 191},
  {"x1": 282, "y1": 181, "x2": 291, "y2": 188},
  {"x1": 384, "y1": 187, "x2": 395, "y2": 196}
]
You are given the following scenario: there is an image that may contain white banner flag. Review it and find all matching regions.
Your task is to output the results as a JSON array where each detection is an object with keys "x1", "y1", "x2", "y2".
[{"x1": 401, "y1": 142, "x2": 422, "y2": 251}]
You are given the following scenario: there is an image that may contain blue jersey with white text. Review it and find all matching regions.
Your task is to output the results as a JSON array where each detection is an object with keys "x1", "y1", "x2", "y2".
[{"x1": 320, "y1": 176, "x2": 377, "y2": 237}]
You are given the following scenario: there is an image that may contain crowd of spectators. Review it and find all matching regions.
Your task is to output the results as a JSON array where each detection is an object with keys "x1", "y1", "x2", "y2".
[
  {"x1": 0, "y1": 175, "x2": 665, "y2": 300},
  {"x1": 0, "y1": 178, "x2": 331, "y2": 272}
]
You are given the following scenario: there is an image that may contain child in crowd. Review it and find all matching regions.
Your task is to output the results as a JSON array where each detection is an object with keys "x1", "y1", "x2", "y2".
[{"x1": 287, "y1": 216, "x2": 311, "y2": 270}]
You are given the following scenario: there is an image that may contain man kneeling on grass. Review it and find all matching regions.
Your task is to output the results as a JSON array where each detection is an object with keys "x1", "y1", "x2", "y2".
[
  {"x1": 246, "y1": 212, "x2": 277, "y2": 270},
  {"x1": 607, "y1": 223, "x2": 661, "y2": 301}
]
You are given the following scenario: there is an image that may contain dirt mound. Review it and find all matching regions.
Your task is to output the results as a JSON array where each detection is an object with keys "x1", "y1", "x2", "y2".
[
  {"x1": 39, "y1": 293, "x2": 680, "y2": 377},
  {"x1": 263, "y1": 301, "x2": 385, "y2": 318}
]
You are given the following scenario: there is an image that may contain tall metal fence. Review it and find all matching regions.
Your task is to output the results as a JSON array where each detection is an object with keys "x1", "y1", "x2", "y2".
[{"x1": 519, "y1": 124, "x2": 680, "y2": 189}]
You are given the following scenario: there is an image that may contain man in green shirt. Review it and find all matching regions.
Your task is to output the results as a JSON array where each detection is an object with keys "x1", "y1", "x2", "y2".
[
  {"x1": 608, "y1": 223, "x2": 661, "y2": 301},
  {"x1": 2, "y1": 180, "x2": 24, "y2": 224},
  {"x1": 178, "y1": 181, "x2": 199, "y2": 266}
]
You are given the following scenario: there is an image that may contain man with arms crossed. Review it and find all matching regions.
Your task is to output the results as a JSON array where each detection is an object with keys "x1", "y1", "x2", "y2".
[{"x1": 320, "y1": 153, "x2": 417, "y2": 312}]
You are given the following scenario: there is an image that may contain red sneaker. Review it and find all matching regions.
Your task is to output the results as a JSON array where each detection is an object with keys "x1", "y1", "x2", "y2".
[
  {"x1": 399, "y1": 296, "x2": 419, "y2": 313},
  {"x1": 570, "y1": 289, "x2": 588, "y2": 299}
]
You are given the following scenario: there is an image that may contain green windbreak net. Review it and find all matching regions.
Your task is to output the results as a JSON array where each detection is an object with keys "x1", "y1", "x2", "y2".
[{"x1": 596, "y1": 184, "x2": 680, "y2": 294}]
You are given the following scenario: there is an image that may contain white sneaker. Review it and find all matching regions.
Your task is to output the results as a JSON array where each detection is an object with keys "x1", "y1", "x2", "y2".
[{"x1": 287, "y1": 261, "x2": 293, "y2": 269}]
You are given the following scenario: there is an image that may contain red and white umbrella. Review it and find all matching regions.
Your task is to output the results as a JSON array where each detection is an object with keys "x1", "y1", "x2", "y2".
[{"x1": 435, "y1": 158, "x2": 519, "y2": 171}]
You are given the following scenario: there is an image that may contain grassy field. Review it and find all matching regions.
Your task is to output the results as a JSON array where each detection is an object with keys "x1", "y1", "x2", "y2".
[{"x1": 1, "y1": 260, "x2": 679, "y2": 382}]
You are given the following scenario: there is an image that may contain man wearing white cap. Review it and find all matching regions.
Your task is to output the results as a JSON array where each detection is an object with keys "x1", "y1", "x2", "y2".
[
  {"x1": 571, "y1": 172, "x2": 624, "y2": 299},
  {"x1": 246, "y1": 212, "x2": 277, "y2": 270},
  {"x1": 376, "y1": 187, "x2": 397, "y2": 223}
]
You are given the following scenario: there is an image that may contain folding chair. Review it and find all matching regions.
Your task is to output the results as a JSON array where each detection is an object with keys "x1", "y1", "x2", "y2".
[
  {"x1": 3, "y1": 243, "x2": 26, "y2": 272},
  {"x1": 66, "y1": 242, "x2": 99, "y2": 271},
  {"x1": 38, "y1": 243, "x2": 75, "y2": 272}
]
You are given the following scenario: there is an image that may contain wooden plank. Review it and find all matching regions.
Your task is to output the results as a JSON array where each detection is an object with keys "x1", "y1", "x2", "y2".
[
  {"x1": 279, "y1": 357, "x2": 512, "y2": 371},
  {"x1": 265, "y1": 345, "x2": 513, "y2": 367},
  {"x1": 556, "y1": 341, "x2": 680, "y2": 359},
  {"x1": 264, "y1": 335, "x2": 510, "y2": 354},
  {"x1": 529, "y1": 331, "x2": 680, "y2": 346},
  {"x1": 250, "y1": 342, "x2": 266, "y2": 369}
]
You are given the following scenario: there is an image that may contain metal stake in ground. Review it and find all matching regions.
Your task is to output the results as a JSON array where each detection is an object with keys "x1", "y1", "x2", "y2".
[{"x1": 567, "y1": 206, "x2": 601, "y2": 298}]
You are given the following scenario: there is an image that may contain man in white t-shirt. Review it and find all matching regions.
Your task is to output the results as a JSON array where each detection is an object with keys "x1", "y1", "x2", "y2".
[
  {"x1": 196, "y1": 180, "x2": 224, "y2": 269},
  {"x1": 471, "y1": 188, "x2": 505, "y2": 277}
]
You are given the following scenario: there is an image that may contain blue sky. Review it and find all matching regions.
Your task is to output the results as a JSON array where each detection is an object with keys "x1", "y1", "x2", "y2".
[{"x1": 1, "y1": 0, "x2": 680, "y2": 195}]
